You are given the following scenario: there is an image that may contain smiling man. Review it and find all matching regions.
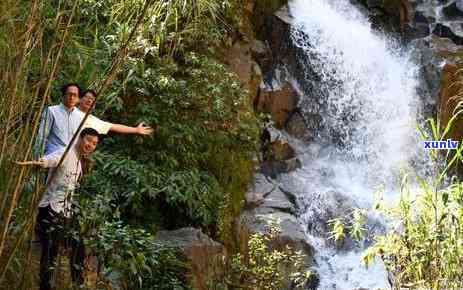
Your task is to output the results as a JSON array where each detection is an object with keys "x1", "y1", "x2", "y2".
[
  {"x1": 17, "y1": 127, "x2": 100, "y2": 290},
  {"x1": 36, "y1": 83, "x2": 85, "y2": 156}
]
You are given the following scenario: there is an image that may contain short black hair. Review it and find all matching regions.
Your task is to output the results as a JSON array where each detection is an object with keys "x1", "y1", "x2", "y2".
[
  {"x1": 82, "y1": 89, "x2": 97, "y2": 98},
  {"x1": 61, "y1": 83, "x2": 82, "y2": 97},
  {"x1": 80, "y1": 127, "x2": 100, "y2": 140}
]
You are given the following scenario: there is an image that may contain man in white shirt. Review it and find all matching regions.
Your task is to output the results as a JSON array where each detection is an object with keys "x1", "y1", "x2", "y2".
[
  {"x1": 36, "y1": 83, "x2": 84, "y2": 155},
  {"x1": 17, "y1": 127, "x2": 100, "y2": 290},
  {"x1": 79, "y1": 89, "x2": 154, "y2": 135},
  {"x1": 36, "y1": 85, "x2": 154, "y2": 156}
]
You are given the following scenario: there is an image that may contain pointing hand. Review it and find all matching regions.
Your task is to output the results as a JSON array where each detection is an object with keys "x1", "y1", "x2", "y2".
[{"x1": 14, "y1": 159, "x2": 46, "y2": 167}]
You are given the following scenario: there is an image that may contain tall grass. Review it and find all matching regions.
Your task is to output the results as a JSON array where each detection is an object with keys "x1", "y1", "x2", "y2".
[{"x1": 362, "y1": 69, "x2": 463, "y2": 289}]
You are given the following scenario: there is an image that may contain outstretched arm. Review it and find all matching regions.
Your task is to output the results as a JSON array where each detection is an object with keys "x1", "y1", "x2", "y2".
[
  {"x1": 16, "y1": 148, "x2": 64, "y2": 168},
  {"x1": 110, "y1": 122, "x2": 154, "y2": 136},
  {"x1": 15, "y1": 159, "x2": 46, "y2": 167}
]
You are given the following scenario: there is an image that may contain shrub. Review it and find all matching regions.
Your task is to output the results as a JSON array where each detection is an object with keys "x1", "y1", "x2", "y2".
[
  {"x1": 227, "y1": 221, "x2": 313, "y2": 289},
  {"x1": 85, "y1": 221, "x2": 189, "y2": 290}
]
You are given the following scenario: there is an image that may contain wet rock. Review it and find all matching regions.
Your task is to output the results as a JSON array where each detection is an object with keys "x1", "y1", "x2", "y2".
[
  {"x1": 413, "y1": 10, "x2": 434, "y2": 24},
  {"x1": 432, "y1": 23, "x2": 463, "y2": 45},
  {"x1": 439, "y1": 62, "x2": 463, "y2": 141},
  {"x1": 429, "y1": 35, "x2": 463, "y2": 61},
  {"x1": 261, "y1": 157, "x2": 301, "y2": 178},
  {"x1": 261, "y1": 139, "x2": 301, "y2": 177},
  {"x1": 261, "y1": 187, "x2": 297, "y2": 214},
  {"x1": 410, "y1": 38, "x2": 443, "y2": 119},
  {"x1": 442, "y1": 1, "x2": 463, "y2": 19},
  {"x1": 285, "y1": 111, "x2": 313, "y2": 142},
  {"x1": 270, "y1": 139, "x2": 296, "y2": 160},
  {"x1": 238, "y1": 205, "x2": 318, "y2": 289},
  {"x1": 239, "y1": 207, "x2": 314, "y2": 263},
  {"x1": 245, "y1": 173, "x2": 276, "y2": 207},
  {"x1": 255, "y1": 82, "x2": 299, "y2": 128},
  {"x1": 404, "y1": 22, "x2": 430, "y2": 40},
  {"x1": 274, "y1": 5, "x2": 293, "y2": 24},
  {"x1": 356, "y1": 0, "x2": 411, "y2": 33},
  {"x1": 401, "y1": 10, "x2": 433, "y2": 39},
  {"x1": 155, "y1": 228, "x2": 226, "y2": 290},
  {"x1": 250, "y1": 39, "x2": 269, "y2": 58},
  {"x1": 425, "y1": 36, "x2": 463, "y2": 141},
  {"x1": 300, "y1": 190, "x2": 359, "y2": 249},
  {"x1": 238, "y1": 174, "x2": 314, "y2": 270},
  {"x1": 303, "y1": 271, "x2": 321, "y2": 290},
  {"x1": 253, "y1": 0, "x2": 289, "y2": 39}
]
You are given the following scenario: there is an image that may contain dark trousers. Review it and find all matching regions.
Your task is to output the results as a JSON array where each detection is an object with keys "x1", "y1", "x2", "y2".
[{"x1": 37, "y1": 205, "x2": 85, "y2": 290}]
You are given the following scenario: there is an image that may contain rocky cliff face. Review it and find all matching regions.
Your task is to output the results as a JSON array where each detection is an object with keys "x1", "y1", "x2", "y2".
[
  {"x1": 182, "y1": 0, "x2": 463, "y2": 288},
  {"x1": 233, "y1": 1, "x2": 463, "y2": 289},
  {"x1": 221, "y1": 1, "x2": 324, "y2": 288}
]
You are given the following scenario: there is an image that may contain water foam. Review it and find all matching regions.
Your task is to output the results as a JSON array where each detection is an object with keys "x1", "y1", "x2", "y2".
[{"x1": 283, "y1": 0, "x2": 424, "y2": 288}]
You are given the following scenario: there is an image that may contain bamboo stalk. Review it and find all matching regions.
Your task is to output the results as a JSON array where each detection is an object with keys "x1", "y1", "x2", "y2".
[{"x1": 0, "y1": 0, "x2": 80, "y2": 259}]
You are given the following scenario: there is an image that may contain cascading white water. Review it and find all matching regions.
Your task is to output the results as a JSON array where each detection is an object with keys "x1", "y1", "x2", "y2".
[{"x1": 281, "y1": 0, "x2": 426, "y2": 288}]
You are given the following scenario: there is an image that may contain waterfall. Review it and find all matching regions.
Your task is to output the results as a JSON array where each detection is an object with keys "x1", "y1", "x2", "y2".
[{"x1": 280, "y1": 0, "x2": 427, "y2": 288}]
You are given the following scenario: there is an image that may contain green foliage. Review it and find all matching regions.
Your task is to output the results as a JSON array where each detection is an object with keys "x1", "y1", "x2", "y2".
[
  {"x1": 363, "y1": 119, "x2": 463, "y2": 289},
  {"x1": 71, "y1": 1, "x2": 260, "y2": 287},
  {"x1": 328, "y1": 209, "x2": 367, "y2": 246},
  {"x1": 328, "y1": 218, "x2": 346, "y2": 243},
  {"x1": 227, "y1": 221, "x2": 312, "y2": 289},
  {"x1": 85, "y1": 221, "x2": 189, "y2": 290},
  {"x1": 1, "y1": 0, "x2": 259, "y2": 288},
  {"x1": 363, "y1": 175, "x2": 463, "y2": 289},
  {"x1": 77, "y1": 51, "x2": 260, "y2": 232},
  {"x1": 82, "y1": 151, "x2": 223, "y2": 228}
]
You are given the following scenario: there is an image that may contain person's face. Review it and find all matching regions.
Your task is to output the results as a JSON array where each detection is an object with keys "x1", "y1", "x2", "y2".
[
  {"x1": 79, "y1": 134, "x2": 98, "y2": 156},
  {"x1": 80, "y1": 92, "x2": 95, "y2": 112},
  {"x1": 63, "y1": 86, "x2": 80, "y2": 109}
]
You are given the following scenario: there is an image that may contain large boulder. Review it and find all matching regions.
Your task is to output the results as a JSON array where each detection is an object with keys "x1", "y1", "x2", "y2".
[
  {"x1": 245, "y1": 173, "x2": 277, "y2": 207},
  {"x1": 299, "y1": 189, "x2": 385, "y2": 251},
  {"x1": 300, "y1": 190, "x2": 357, "y2": 239},
  {"x1": 238, "y1": 174, "x2": 317, "y2": 288},
  {"x1": 261, "y1": 137, "x2": 301, "y2": 178},
  {"x1": 252, "y1": 0, "x2": 289, "y2": 39},
  {"x1": 238, "y1": 206, "x2": 314, "y2": 265},
  {"x1": 261, "y1": 187, "x2": 297, "y2": 214},
  {"x1": 299, "y1": 190, "x2": 361, "y2": 250},
  {"x1": 155, "y1": 228, "x2": 226, "y2": 290},
  {"x1": 255, "y1": 82, "x2": 299, "y2": 129},
  {"x1": 285, "y1": 111, "x2": 314, "y2": 142}
]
